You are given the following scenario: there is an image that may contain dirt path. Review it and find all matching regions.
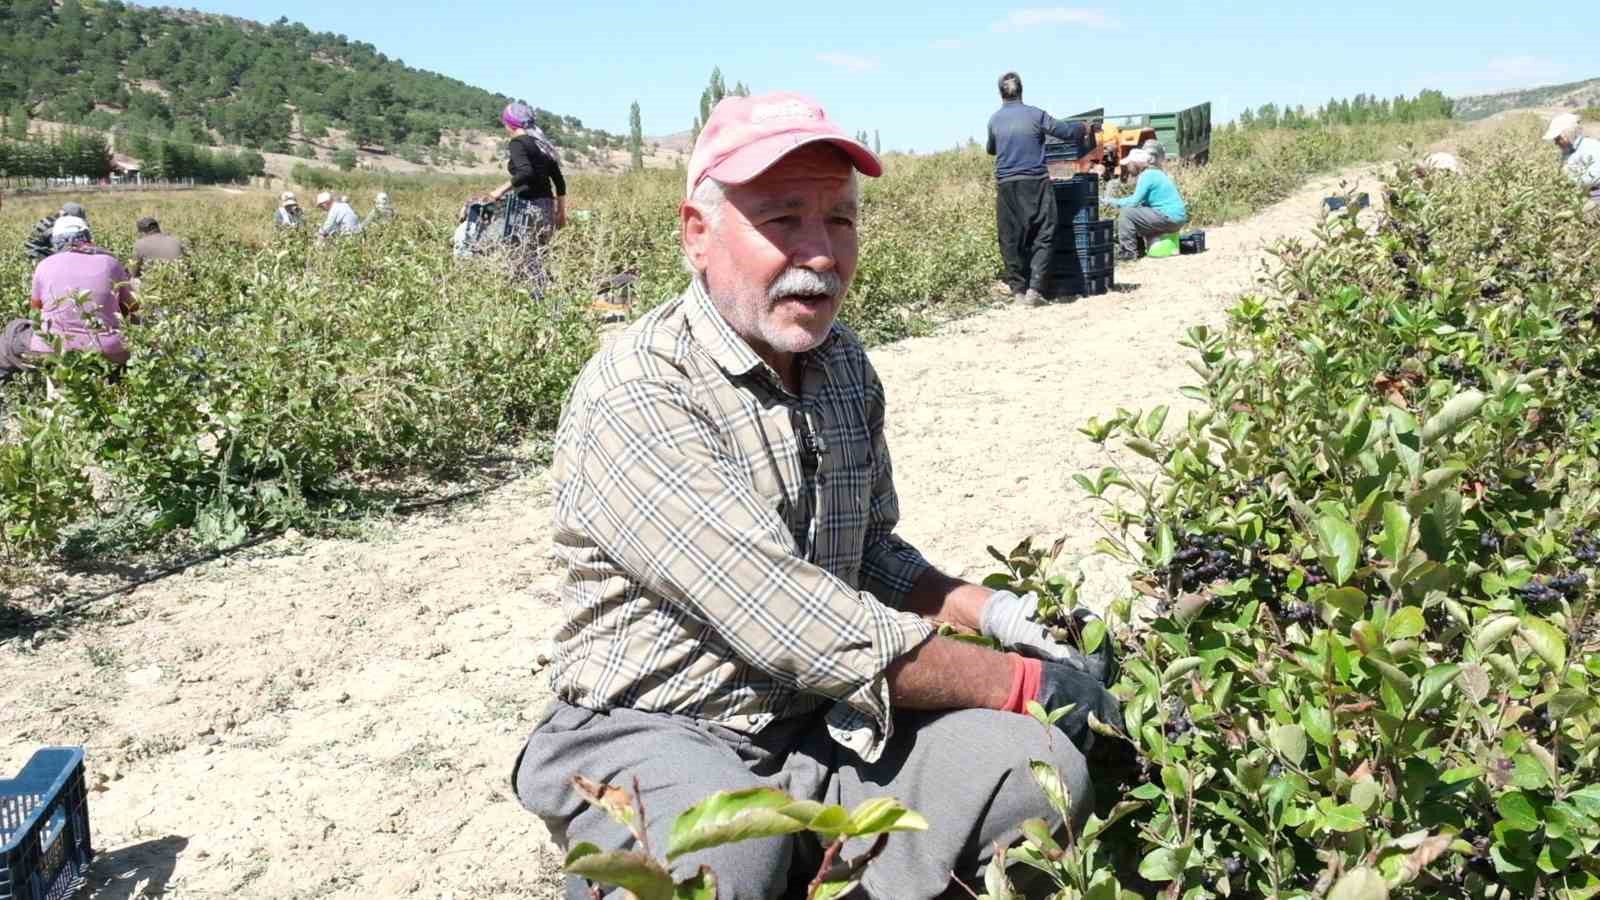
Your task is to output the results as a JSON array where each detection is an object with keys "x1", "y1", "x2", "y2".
[{"x1": 0, "y1": 164, "x2": 1389, "y2": 899}]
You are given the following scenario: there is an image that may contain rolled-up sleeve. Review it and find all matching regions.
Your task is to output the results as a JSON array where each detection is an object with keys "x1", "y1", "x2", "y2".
[{"x1": 567, "y1": 376, "x2": 933, "y2": 758}]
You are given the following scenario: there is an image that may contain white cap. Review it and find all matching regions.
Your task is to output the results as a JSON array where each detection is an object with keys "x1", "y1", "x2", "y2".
[
  {"x1": 281, "y1": 191, "x2": 297, "y2": 203},
  {"x1": 1545, "y1": 112, "x2": 1580, "y2": 142},
  {"x1": 1125, "y1": 148, "x2": 1154, "y2": 168},
  {"x1": 51, "y1": 215, "x2": 89, "y2": 240},
  {"x1": 316, "y1": 191, "x2": 334, "y2": 206}
]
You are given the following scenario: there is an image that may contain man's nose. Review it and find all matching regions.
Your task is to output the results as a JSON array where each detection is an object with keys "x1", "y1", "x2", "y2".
[{"x1": 790, "y1": 220, "x2": 837, "y2": 273}]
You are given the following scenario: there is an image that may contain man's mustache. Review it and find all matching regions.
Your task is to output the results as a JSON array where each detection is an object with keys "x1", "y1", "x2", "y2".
[{"x1": 768, "y1": 267, "x2": 844, "y2": 301}]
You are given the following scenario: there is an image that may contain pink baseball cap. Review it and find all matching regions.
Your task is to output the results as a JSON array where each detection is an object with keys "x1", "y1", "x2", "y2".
[{"x1": 686, "y1": 92, "x2": 882, "y2": 195}]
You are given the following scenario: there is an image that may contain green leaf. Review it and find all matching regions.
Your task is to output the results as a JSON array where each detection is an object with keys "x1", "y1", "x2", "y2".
[
  {"x1": 1029, "y1": 760, "x2": 1075, "y2": 821},
  {"x1": 1413, "y1": 663, "x2": 1461, "y2": 712},
  {"x1": 1328, "y1": 866, "x2": 1390, "y2": 900},
  {"x1": 1497, "y1": 791, "x2": 1540, "y2": 832},
  {"x1": 1322, "y1": 803, "x2": 1367, "y2": 833},
  {"x1": 841, "y1": 797, "x2": 929, "y2": 838},
  {"x1": 1420, "y1": 390, "x2": 1485, "y2": 446},
  {"x1": 666, "y1": 787, "x2": 811, "y2": 860},
  {"x1": 1126, "y1": 437, "x2": 1165, "y2": 462},
  {"x1": 1315, "y1": 513, "x2": 1361, "y2": 585},
  {"x1": 1385, "y1": 607, "x2": 1426, "y2": 641},
  {"x1": 1519, "y1": 617, "x2": 1567, "y2": 672},
  {"x1": 1162, "y1": 656, "x2": 1204, "y2": 685},
  {"x1": 1350, "y1": 779, "x2": 1382, "y2": 812},
  {"x1": 563, "y1": 847, "x2": 675, "y2": 900},
  {"x1": 1081, "y1": 618, "x2": 1106, "y2": 654},
  {"x1": 1142, "y1": 405, "x2": 1170, "y2": 439},
  {"x1": 1474, "y1": 614, "x2": 1521, "y2": 652},
  {"x1": 1138, "y1": 846, "x2": 1187, "y2": 882},
  {"x1": 1273, "y1": 724, "x2": 1307, "y2": 767},
  {"x1": 1378, "y1": 501, "x2": 1412, "y2": 562}
]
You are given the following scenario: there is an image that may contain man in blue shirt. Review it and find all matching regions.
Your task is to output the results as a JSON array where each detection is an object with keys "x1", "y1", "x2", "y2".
[
  {"x1": 1108, "y1": 148, "x2": 1187, "y2": 260},
  {"x1": 986, "y1": 72, "x2": 1094, "y2": 307}
]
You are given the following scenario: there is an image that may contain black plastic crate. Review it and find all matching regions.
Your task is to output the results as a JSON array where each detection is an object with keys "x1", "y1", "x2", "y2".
[
  {"x1": 1071, "y1": 220, "x2": 1115, "y2": 249},
  {"x1": 1, "y1": 748, "x2": 92, "y2": 900},
  {"x1": 1052, "y1": 175, "x2": 1099, "y2": 227},
  {"x1": 1081, "y1": 272, "x2": 1115, "y2": 295}
]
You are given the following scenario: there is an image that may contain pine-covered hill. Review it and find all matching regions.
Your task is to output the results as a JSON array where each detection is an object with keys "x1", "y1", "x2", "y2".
[{"x1": 0, "y1": 0, "x2": 620, "y2": 162}]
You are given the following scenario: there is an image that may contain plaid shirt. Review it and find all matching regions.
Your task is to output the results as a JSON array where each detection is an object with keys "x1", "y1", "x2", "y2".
[{"x1": 548, "y1": 278, "x2": 935, "y2": 763}]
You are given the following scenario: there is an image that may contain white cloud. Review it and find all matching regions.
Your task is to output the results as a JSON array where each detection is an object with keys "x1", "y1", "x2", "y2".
[
  {"x1": 815, "y1": 52, "x2": 881, "y2": 73},
  {"x1": 930, "y1": 38, "x2": 964, "y2": 50},
  {"x1": 992, "y1": 7, "x2": 1116, "y2": 32}
]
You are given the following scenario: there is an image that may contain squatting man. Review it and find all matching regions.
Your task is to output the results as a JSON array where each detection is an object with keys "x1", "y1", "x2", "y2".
[{"x1": 511, "y1": 92, "x2": 1130, "y2": 899}]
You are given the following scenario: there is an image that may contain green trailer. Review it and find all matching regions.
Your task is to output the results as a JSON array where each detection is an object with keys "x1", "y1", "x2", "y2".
[{"x1": 1065, "y1": 102, "x2": 1212, "y2": 164}]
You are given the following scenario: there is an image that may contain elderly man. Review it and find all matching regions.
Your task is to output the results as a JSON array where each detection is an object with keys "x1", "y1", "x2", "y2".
[
  {"x1": 986, "y1": 72, "x2": 1096, "y2": 308},
  {"x1": 1545, "y1": 113, "x2": 1600, "y2": 219},
  {"x1": 314, "y1": 191, "x2": 361, "y2": 239},
  {"x1": 512, "y1": 92, "x2": 1125, "y2": 900},
  {"x1": 1109, "y1": 148, "x2": 1187, "y2": 261}
]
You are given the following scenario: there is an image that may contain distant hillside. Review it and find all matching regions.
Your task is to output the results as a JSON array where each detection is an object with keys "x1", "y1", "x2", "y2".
[
  {"x1": 0, "y1": 0, "x2": 623, "y2": 169},
  {"x1": 1454, "y1": 77, "x2": 1600, "y2": 121}
]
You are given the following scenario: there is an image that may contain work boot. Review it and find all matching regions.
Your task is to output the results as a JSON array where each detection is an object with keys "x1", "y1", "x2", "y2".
[
  {"x1": 991, "y1": 280, "x2": 1019, "y2": 300},
  {"x1": 1014, "y1": 288, "x2": 1043, "y2": 308},
  {"x1": 1116, "y1": 249, "x2": 1139, "y2": 263}
]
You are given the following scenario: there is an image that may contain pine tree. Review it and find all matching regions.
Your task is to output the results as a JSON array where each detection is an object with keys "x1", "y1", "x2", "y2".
[
  {"x1": 710, "y1": 67, "x2": 726, "y2": 104},
  {"x1": 873, "y1": 130, "x2": 880, "y2": 154},
  {"x1": 690, "y1": 116, "x2": 701, "y2": 150},
  {"x1": 628, "y1": 101, "x2": 643, "y2": 171},
  {"x1": 5, "y1": 102, "x2": 29, "y2": 140}
]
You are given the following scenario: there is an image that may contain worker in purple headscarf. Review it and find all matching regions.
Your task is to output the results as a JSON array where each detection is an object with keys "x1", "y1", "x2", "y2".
[{"x1": 489, "y1": 101, "x2": 567, "y2": 236}]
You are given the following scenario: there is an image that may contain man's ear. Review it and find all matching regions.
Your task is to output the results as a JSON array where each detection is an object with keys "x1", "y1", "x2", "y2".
[{"x1": 681, "y1": 202, "x2": 711, "y2": 273}]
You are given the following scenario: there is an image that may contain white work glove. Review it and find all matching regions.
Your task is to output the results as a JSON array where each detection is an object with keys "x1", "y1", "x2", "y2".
[{"x1": 979, "y1": 591, "x2": 1117, "y2": 686}]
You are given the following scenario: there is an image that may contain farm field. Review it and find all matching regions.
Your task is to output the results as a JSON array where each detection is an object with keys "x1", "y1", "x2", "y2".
[{"x1": 4, "y1": 108, "x2": 1559, "y2": 898}]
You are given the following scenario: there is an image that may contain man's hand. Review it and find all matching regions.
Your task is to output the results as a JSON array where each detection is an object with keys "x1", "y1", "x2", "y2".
[
  {"x1": 982, "y1": 590, "x2": 1085, "y2": 664},
  {"x1": 1034, "y1": 658, "x2": 1132, "y2": 765}
]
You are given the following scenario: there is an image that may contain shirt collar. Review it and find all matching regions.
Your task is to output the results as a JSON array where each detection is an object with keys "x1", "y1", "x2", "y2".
[{"x1": 685, "y1": 277, "x2": 842, "y2": 383}]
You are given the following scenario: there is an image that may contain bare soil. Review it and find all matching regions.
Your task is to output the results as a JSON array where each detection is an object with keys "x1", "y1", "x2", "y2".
[{"x1": 1, "y1": 164, "x2": 1391, "y2": 898}]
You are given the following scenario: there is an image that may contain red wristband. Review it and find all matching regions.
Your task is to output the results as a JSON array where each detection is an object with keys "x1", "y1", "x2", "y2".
[{"x1": 1003, "y1": 655, "x2": 1045, "y2": 714}]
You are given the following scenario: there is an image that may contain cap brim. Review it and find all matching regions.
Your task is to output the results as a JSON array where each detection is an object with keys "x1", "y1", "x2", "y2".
[
  {"x1": 1543, "y1": 125, "x2": 1564, "y2": 141},
  {"x1": 707, "y1": 133, "x2": 883, "y2": 188}
]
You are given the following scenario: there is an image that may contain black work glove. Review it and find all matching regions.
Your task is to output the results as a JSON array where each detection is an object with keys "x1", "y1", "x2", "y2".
[{"x1": 1036, "y1": 658, "x2": 1135, "y2": 772}]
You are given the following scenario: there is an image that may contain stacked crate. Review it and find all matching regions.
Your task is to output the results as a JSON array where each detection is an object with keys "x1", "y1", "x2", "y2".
[{"x1": 1043, "y1": 136, "x2": 1115, "y2": 298}]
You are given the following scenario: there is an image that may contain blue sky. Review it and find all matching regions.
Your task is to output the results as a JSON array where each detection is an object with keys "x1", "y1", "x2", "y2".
[{"x1": 190, "y1": 1, "x2": 1588, "y2": 151}]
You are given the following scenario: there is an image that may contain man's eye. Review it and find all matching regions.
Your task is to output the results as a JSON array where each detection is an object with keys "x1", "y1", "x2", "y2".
[
  {"x1": 766, "y1": 215, "x2": 800, "y2": 226},
  {"x1": 829, "y1": 217, "x2": 856, "y2": 228}
]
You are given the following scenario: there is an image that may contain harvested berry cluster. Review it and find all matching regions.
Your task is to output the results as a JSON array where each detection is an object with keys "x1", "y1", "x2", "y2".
[
  {"x1": 1163, "y1": 697, "x2": 1193, "y2": 741},
  {"x1": 1574, "y1": 528, "x2": 1599, "y2": 563},
  {"x1": 1437, "y1": 355, "x2": 1484, "y2": 390},
  {"x1": 1149, "y1": 528, "x2": 1251, "y2": 592},
  {"x1": 1513, "y1": 573, "x2": 1588, "y2": 605}
]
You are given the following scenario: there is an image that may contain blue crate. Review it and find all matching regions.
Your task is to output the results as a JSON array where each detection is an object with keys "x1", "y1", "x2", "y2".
[{"x1": 1, "y1": 748, "x2": 92, "y2": 900}]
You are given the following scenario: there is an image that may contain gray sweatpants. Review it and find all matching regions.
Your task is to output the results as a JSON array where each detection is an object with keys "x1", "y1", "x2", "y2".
[
  {"x1": 0, "y1": 319, "x2": 35, "y2": 376},
  {"x1": 1116, "y1": 206, "x2": 1181, "y2": 255},
  {"x1": 513, "y1": 701, "x2": 1093, "y2": 900}
]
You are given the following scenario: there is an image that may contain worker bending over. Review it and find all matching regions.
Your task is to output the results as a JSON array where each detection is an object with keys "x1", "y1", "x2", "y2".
[{"x1": 1545, "y1": 113, "x2": 1600, "y2": 221}]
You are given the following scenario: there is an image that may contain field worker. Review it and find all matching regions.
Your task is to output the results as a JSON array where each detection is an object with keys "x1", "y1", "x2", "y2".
[
  {"x1": 22, "y1": 202, "x2": 89, "y2": 261},
  {"x1": 130, "y1": 217, "x2": 186, "y2": 278},
  {"x1": 490, "y1": 101, "x2": 568, "y2": 288},
  {"x1": 1545, "y1": 113, "x2": 1600, "y2": 219},
  {"x1": 314, "y1": 191, "x2": 361, "y2": 239},
  {"x1": 1109, "y1": 148, "x2": 1187, "y2": 261},
  {"x1": 1, "y1": 217, "x2": 135, "y2": 379},
  {"x1": 512, "y1": 91, "x2": 1128, "y2": 900},
  {"x1": 986, "y1": 71, "x2": 1096, "y2": 308},
  {"x1": 368, "y1": 191, "x2": 395, "y2": 224},
  {"x1": 275, "y1": 191, "x2": 303, "y2": 228}
]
